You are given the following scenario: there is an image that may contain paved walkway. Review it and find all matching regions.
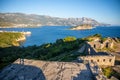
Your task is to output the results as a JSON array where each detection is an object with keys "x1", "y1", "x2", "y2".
[
  {"x1": 85, "y1": 43, "x2": 97, "y2": 55},
  {"x1": 0, "y1": 59, "x2": 93, "y2": 80},
  {"x1": 78, "y1": 44, "x2": 86, "y2": 53}
]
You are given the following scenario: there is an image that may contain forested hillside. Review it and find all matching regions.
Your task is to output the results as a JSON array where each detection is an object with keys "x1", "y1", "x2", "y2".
[{"x1": 0, "y1": 36, "x2": 86, "y2": 69}]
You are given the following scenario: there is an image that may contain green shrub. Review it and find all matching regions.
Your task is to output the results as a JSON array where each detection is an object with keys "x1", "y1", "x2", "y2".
[
  {"x1": 93, "y1": 34, "x2": 101, "y2": 37},
  {"x1": 103, "y1": 67, "x2": 113, "y2": 78},
  {"x1": 63, "y1": 36, "x2": 76, "y2": 42}
]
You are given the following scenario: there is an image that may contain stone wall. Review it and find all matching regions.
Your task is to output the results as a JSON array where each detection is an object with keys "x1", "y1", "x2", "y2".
[
  {"x1": 88, "y1": 37, "x2": 115, "y2": 50},
  {"x1": 79, "y1": 55, "x2": 115, "y2": 66}
]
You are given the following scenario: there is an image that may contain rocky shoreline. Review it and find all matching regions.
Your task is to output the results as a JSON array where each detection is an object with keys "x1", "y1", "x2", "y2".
[
  {"x1": 14, "y1": 32, "x2": 32, "y2": 46},
  {"x1": 16, "y1": 35, "x2": 26, "y2": 42},
  {"x1": 14, "y1": 35, "x2": 26, "y2": 46}
]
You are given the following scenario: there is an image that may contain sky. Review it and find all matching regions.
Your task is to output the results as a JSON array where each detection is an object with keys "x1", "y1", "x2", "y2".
[{"x1": 0, "y1": 0, "x2": 120, "y2": 25}]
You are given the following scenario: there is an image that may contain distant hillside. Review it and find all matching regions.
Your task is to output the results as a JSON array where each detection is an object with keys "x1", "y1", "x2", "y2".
[{"x1": 0, "y1": 13, "x2": 109, "y2": 27}]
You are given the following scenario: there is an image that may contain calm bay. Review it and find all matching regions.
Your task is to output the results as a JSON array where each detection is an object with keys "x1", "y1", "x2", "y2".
[{"x1": 0, "y1": 26, "x2": 120, "y2": 46}]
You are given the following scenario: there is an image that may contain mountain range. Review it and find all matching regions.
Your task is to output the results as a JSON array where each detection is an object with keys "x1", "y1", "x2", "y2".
[{"x1": 0, "y1": 13, "x2": 109, "y2": 27}]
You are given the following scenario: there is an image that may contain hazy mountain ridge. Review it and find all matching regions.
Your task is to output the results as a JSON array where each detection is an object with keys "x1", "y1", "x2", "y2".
[{"x1": 0, "y1": 13, "x2": 109, "y2": 27}]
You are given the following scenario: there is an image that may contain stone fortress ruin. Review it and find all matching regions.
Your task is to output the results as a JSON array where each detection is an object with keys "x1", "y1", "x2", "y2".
[
  {"x1": 0, "y1": 35, "x2": 119, "y2": 80},
  {"x1": 77, "y1": 36, "x2": 119, "y2": 80},
  {"x1": 78, "y1": 37, "x2": 116, "y2": 66}
]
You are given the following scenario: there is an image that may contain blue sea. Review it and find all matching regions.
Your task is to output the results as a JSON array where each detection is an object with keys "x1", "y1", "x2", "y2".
[{"x1": 0, "y1": 26, "x2": 120, "y2": 46}]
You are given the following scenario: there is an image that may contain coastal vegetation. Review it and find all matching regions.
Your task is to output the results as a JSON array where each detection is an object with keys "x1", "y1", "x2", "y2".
[
  {"x1": 63, "y1": 36, "x2": 76, "y2": 42},
  {"x1": 0, "y1": 32, "x2": 25, "y2": 47},
  {"x1": 83, "y1": 34, "x2": 108, "y2": 43},
  {"x1": 102, "y1": 67, "x2": 113, "y2": 78},
  {"x1": 1, "y1": 34, "x2": 119, "y2": 69},
  {"x1": 102, "y1": 67, "x2": 120, "y2": 79},
  {"x1": 0, "y1": 34, "x2": 120, "y2": 79},
  {"x1": 0, "y1": 36, "x2": 86, "y2": 69},
  {"x1": 82, "y1": 34, "x2": 101, "y2": 41}
]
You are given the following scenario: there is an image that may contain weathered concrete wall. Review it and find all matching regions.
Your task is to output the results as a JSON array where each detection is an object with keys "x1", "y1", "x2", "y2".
[{"x1": 79, "y1": 55, "x2": 115, "y2": 66}]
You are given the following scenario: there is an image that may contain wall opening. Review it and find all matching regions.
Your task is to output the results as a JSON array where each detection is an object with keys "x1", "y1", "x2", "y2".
[
  {"x1": 103, "y1": 59, "x2": 105, "y2": 62},
  {"x1": 106, "y1": 42, "x2": 109, "y2": 48},
  {"x1": 97, "y1": 59, "x2": 99, "y2": 62},
  {"x1": 109, "y1": 59, "x2": 112, "y2": 62},
  {"x1": 94, "y1": 44, "x2": 96, "y2": 48},
  {"x1": 91, "y1": 60, "x2": 93, "y2": 62}
]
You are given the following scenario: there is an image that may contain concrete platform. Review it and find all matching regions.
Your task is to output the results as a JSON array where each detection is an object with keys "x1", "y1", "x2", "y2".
[{"x1": 0, "y1": 59, "x2": 93, "y2": 80}]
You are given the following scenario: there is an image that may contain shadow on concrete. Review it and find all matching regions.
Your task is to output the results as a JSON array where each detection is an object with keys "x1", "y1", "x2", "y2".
[
  {"x1": 0, "y1": 63, "x2": 46, "y2": 80},
  {"x1": 115, "y1": 60, "x2": 120, "y2": 65},
  {"x1": 73, "y1": 64, "x2": 94, "y2": 80},
  {"x1": 97, "y1": 52, "x2": 109, "y2": 55}
]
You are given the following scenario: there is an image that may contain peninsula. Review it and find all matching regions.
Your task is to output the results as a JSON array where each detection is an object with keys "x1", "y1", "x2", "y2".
[{"x1": 0, "y1": 32, "x2": 26, "y2": 47}]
